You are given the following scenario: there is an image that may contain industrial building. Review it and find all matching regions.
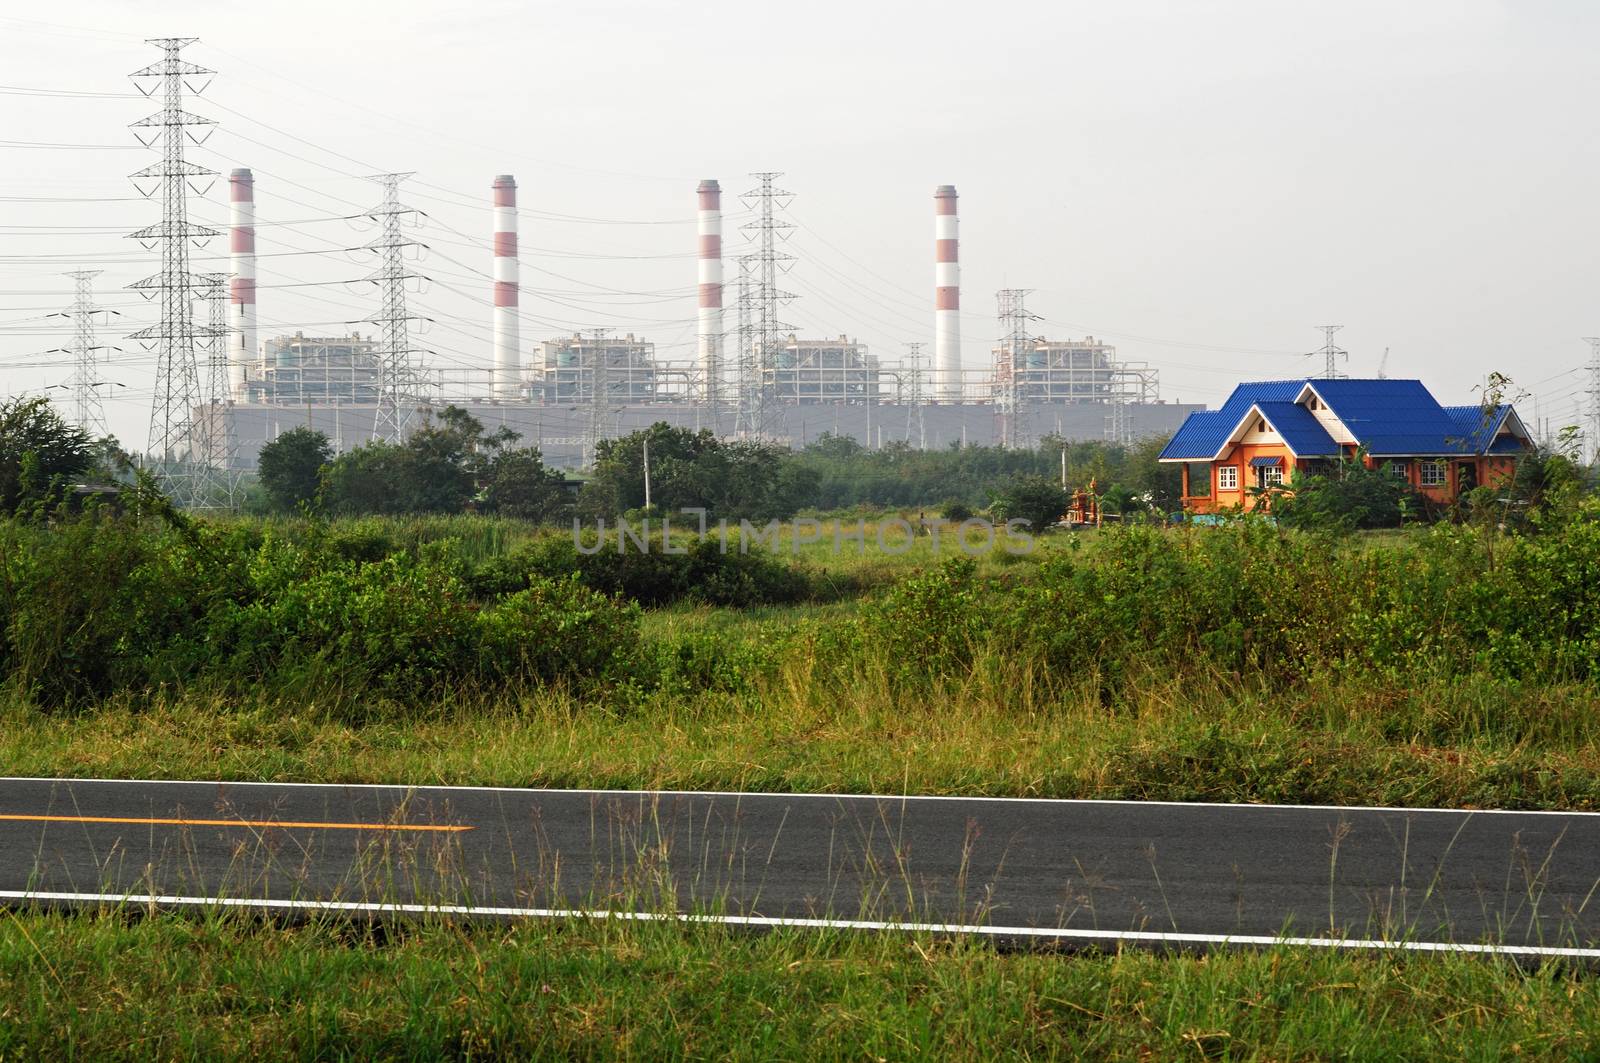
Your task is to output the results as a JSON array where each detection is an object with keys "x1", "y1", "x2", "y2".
[
  {"x1": 208, "y1": 173, "x2": 1204, "y2": 473},
  {"x1": 533, "y1": 334, "x2": 660, "y2": 405},
  {"x1": 992, "y1": 336, "x2": 1157, "y2": 405},
  {"x1": 241, "y1": 332, "x2": 382, "y2": 406},
  {"x1": 765, "y1": 336, "x2": 882, "y2": 404}
]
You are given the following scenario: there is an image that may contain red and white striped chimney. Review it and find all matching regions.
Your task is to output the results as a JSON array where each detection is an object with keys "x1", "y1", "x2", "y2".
[
  {"x1": 491, "y1": 175, "x2": 520, "y2": 400},
  {"x1": 934, "y1": 184, "x2": 961, "y2": 402},
  {"x1": 228, "y1": 168, "x2": 256, "y2": 399},
  {"x1": 697, "y1": 179, "x2": 723, "y2": 404}
]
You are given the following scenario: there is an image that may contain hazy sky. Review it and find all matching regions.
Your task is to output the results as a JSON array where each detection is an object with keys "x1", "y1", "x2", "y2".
[{"x1": 3, "y1": 0, "x2": 1597, "y2": 447}]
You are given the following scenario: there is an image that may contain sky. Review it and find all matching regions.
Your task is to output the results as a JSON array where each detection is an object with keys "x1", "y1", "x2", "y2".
[{"x1": 2, "y1": 0, "x2": 1597, "y2": 449}]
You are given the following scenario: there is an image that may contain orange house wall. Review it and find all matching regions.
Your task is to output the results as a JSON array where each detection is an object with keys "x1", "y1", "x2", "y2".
[{"x1": 1183, "y1": 451, "x2": 1522, "y2": 514}]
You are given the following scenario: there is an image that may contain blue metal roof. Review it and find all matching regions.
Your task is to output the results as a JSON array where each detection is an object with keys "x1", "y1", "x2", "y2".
[
  {"x1": 1248, "y1": 455, "x2": 1281, "y2": 467},
  {"x1": 1303, "y1": 379, "x2": 1466, "y2": 455},
  {"x1": 1158, "y1": 380, "x2": 1309, "y2": 460},
  {"x1": 1442, "y1": 404, "x2": 1512, "y2": 453},
  {"x1": 1253, "y1": 401, "x2": 1340, "y2": 457}
]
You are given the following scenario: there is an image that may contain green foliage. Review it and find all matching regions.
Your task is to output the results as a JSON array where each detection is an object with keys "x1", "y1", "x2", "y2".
[
  {"x1": 256, "y1": 426, "x2": 330, "y2": 513},
  {"x1": 0, "y1": 513, "x2": 641, "y2": 713},
  {"x1": 989, "y1": 474, "x2": 1069, "y2": 532},
  {"x1": 1276, "y1": 453, "x2": 1426, "y2": 530},
  {"x1": 939, "y1": 497, "x2": 974, "y2": 523},
  {"x1": 0, "y1": 396, "x2": 94, "y2": 514},
  {"x1": 853, "y1": 558, "x2": 996, "y2": 686},
  {"x1": 318, "y1": 405, "x2": 566, "y2": 520},
  {"x1": 483, "y1": 449, "x2": 571, "y2": 522},
  {"x1": 584, "y1": 422, "x2": 807, "y2": 522},
  {"x1": 465, "y1": 530, "x2": 810, "y2": 608}
]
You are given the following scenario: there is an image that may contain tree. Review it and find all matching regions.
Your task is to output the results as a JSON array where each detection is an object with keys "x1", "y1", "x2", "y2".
[
  {"x1": 320, "y1": 442, "x2": 412, "y2": 515},
  {"x1": 485, "y1": 449, "x2": 571, "y2": 522},
  {"x1": 317, "y1": 406, "x2": 523, "y2": 516},
  {"x1": 256, "y1": 426, "x2": 330, "y2": 513},
  {"x1": 584, "y1": 423, "x2": 807, "y2": 522},
  {"x1": 0, "y1": 396, "x2": 94, "y2": 513},
  {"x1": 989, "y1": 475, "x2": 1070, "y2": 532},
  {"x1": 1275, "y1": 454, "x2": 1425, "y2": 530}
]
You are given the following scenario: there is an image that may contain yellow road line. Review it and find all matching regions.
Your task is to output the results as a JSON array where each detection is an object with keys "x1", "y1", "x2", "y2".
[{"x1": 0, "y1": 813, "x2": 472, "y2": 833}]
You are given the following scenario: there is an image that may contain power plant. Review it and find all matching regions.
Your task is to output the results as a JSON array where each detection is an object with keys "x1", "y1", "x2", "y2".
[
  {"x1": 33, "y1": 40, "x2": 1201, "y2": 483},
  {"x1": 209, "y1": 170, "x2": 1199, "y2": 470}
]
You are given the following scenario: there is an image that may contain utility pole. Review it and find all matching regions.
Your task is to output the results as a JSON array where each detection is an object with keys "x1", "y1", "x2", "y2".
[
  {"x1": 1314, "y1": 324, "x2": 1347, "y2": 379},
  {"x1": 642, "y1": 436, "x2": 651, "y2": 510},
  {"x1": 1584, "y1": 337, "x2": 1600, "y2": 464},
  {"x1": 364, "y1": 172, "x2": 428, "y2": 442},
  {"x1": 996, "y1": 289, "x2": 1038, "y2": 448},
  {"x1": 738, "y1": 172, "x2": 796, "y2": 440},
  {"x1": 127, "y1": 37, "x2": 223, "y2": 506},
  {"x1": 903, "y1": 341, "x2": 927, "y2": 449},
  {"x1": 50, "y1": 270, "x2": 116, "y2": 439}
]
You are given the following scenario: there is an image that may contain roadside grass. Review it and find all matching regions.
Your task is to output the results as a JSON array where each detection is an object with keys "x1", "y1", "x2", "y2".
[
  {"x1": 8, "y1": 675, "x2": 1600, "y2": 810},
  {"x1": 1, "y1": 908, "x2": 1596, "y2": 1059}
]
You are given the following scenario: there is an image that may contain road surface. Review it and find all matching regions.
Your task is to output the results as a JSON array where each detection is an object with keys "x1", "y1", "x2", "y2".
[{"x1": 3, "y1": 777, "x2": 1599, "y2": 956}]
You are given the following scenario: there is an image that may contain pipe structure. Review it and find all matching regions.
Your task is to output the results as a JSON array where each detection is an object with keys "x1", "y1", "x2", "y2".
[
  {"x1": 934, "y1": 184, "x2": 961, "y2": 402},
  {"x1": 697, "y1": 179, "x2": 723, "y2": 405},
  {"x1": 492, "y1": 174, "x2": 520, "y2": 400},
  {"x1": 228, "y1": 168, "x2": 256, "y2": 398}
]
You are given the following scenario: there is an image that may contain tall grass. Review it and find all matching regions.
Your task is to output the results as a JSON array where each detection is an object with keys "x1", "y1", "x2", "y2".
[{"x1": 1, "y1": 908, "x2": 1596, "y2": 1059}]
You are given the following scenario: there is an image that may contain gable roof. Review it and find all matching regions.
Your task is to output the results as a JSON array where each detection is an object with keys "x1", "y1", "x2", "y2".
[
  {"x1": 1160, "y1": 379, "x2": 1536, "y2": 462},
  {"x1": 1252, "y1": 401, "x2": 1340, "y2": 457},
  {"x1": 1298, "y1": 379, "x2": 1468, "y2": 456},
  {"x1": 1158, "y1": 380, "x2": 1308, "y2": 460}
]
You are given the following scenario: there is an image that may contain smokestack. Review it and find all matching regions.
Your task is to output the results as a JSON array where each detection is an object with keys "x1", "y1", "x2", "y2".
[
  {"x1": 697, "y1": 179, "x2": 723, "y2": 406},
  {"x1": 492, "y1": 174, "x2": 520, "y2": 400},
  {"x1": 228, "y1": 168, "x2": 255, "y2": 400},
  {"x1": 934, "y1": 184, "x2": 961, "y2": 402}
]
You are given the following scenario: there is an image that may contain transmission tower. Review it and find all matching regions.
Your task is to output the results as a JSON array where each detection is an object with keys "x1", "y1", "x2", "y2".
[
  {"x1": 995, "y1": 289, "x2": 1038, "y2": 448},
  {"x1": 197, "y1": 274, "x2": 239, "y2": 505},
  {"x1": 364, "y1": 172, "x2": 429, "y2": 442},
  {"x1": 732, "y1": 253, "x2": 759, "y2": 437},
  {"x1": 1584, "y1": 337, "x2": 1600, "y2": 464},
  {"x1": 1314, "y1": 324, "x2": 1348, "y2": 379},
  {"x1": 126, "y1": 37, "x2": 224, "y2": 507},
  {"x1": 585, "y1": 328, "x2": 611, "y2": 467},
  {"x1": 738, "y1": 173, "x2": 796, "y2": 440},
  {"x1": 51, "y1": 270, "x2": 116, "y2": 439},
  {"x1": 903, "y1": 341, "x2": 927, "y2": 449}
]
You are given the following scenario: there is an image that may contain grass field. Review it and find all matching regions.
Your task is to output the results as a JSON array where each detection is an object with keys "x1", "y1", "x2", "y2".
[
  {"x1": 2, "y1": 910, "x2": 1597, "y2": 1060},
  {"x1": 7, "y1": 511, "x2": 1600, "y2": 1057}
]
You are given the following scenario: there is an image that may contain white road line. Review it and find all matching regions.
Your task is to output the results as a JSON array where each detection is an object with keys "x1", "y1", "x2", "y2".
[
  {"x1": 3, "y1": 888, "x2": 1597, "y2": 959},
  {"x1": 0, "y1": 777, "x2": 1593, "y2": 819}
]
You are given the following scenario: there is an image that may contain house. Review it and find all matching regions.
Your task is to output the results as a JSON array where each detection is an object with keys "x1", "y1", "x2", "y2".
[{"x1": 1157, "y1": 379, "x2": 1535, "y2": 513}]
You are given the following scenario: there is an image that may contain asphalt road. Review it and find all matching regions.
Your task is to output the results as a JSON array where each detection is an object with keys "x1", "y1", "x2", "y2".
[{"x1": 4, "y1": 777, "x2": 1600, "y2": 954}]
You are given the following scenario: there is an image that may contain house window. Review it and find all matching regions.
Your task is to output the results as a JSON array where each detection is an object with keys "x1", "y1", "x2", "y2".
[
  {"x1": 1384, "y1": 460, "x2": 1408, "y2": 480},
  {"x1": 1419, "y1": 460, "x2": 1447, "y2": 487},
  {"x1": 1217, "y1": 465, "x2": 1238, "y2": 490},
  {"x1": 1262, "y1": 465, "x2": 1285, "y2": 486}
]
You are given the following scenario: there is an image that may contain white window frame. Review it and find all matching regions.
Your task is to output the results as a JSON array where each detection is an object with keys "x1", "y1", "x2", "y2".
[
  {"x1": 1261, "y1": 465, "x2": 1285, "y2": 486},
  {"x1": 1217, "y1": 465, "x2": 1239, "y2": 491},
  {"x1": 1419, "y1": 460, "x2": 1447, "y2": 487}
]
